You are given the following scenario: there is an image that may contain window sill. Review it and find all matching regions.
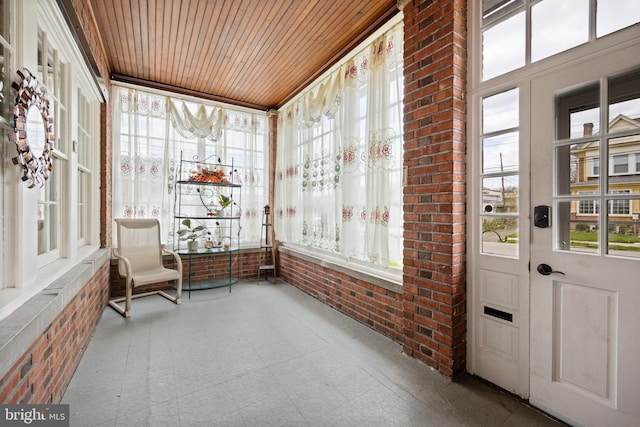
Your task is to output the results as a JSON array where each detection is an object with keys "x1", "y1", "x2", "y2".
[
  {"x1": 0, "y1": 246, "x2": 104, "y2": 322},
  {"x1": 0, "y1": 248, "x2": 109, "y2": 381},
  {"x1": 278, "y1": 245, "x2": 402, "y2": 294}
]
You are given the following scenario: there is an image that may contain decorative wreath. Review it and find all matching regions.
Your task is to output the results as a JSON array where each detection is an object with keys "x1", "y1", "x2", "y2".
[{"x1": 10, "y1": 68, "x2": 55, "y2": 188}]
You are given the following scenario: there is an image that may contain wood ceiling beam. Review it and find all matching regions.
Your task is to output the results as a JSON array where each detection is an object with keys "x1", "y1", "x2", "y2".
[{"x1": 111, "y1": 73, "x2": 270, "y2": 111}]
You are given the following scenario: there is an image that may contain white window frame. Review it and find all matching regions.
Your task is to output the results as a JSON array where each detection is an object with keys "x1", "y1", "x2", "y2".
[
  {"x1": 0, "y1": 0, "x2": 102, "y2": 321},
  {"x1": 609, "y1": 190, "x2": 631, "y2": 216},
  {"x1": 577, "y1": 191, "x2": 599, "y2": 215},
  {"x1": 480, "y1": 0, "x2": 640, "y2": 83}
]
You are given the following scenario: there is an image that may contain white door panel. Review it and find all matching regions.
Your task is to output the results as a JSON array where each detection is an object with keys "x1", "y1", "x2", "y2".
[{"x1": 530, "y1": 43, "x2": 640, "y2": 427}]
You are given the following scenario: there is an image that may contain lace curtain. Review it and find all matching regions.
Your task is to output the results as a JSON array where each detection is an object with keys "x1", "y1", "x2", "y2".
[
  {"x1": 113, "y1": 86, "x2": 267, "y2": 246},
  {"x1": 113, "y1": 88, "x2": 170, "y2": 234},
  {"x1": 274, "y1": 21, "x2": 404, "y2": 268}
]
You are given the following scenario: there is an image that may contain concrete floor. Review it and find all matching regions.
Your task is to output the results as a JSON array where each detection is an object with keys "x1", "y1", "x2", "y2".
[{"x1": 62, "y1": 279, "x2": 562, "y2": 426}]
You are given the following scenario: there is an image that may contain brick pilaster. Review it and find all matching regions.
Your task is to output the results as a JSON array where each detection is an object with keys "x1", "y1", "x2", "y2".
[{"x1": 401, "y1": 0, "x2": 467, "y2": 377}]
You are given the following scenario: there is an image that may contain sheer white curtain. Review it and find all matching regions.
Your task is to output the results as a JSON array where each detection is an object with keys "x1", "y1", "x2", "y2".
[
  {"x1": 275, "y1": 21, "x2": 403, "y2": 269},
  {"x1": 113, "y1": 86, "x2": 267, "y2": 246},
  {"x1": 112, "y1": 88, "x2": 171, "y2": 232}
]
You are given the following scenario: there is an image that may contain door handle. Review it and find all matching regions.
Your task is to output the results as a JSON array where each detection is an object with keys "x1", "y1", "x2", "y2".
[{"x1": 536, "y1": 263, "x2": 565, "y2": 276}]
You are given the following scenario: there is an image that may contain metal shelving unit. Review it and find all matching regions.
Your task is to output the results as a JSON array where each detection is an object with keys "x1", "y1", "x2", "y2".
[{"x1": 173, "y1": 152, "x2": 241, "y2": 295}]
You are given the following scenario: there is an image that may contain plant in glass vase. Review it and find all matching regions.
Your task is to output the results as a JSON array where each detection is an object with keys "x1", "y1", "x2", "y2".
[
  {"x1": 177, "y1": 219, "x2": 208, "y2": 251},
  {"x1": 217, "y1": 194, "x2": 232, "y2": 216}
]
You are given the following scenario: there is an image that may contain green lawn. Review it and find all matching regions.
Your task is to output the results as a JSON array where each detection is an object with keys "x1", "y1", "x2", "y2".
[{"x1": 570, "y1": 232, "x2": 640, "y2": 243}]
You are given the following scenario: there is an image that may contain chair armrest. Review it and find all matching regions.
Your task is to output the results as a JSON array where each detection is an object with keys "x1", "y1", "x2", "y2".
[
  {"x1": 112, "y1": 247, "x2": 132, "y2": 277},
  {"x1": 162, "y1": 245, "x2": 183, "y2": 275}
]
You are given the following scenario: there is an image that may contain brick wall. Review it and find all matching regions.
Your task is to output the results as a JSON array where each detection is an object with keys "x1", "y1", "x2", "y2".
[
  {"x1": 0, "y1": 0, "x2": 115, "y2": 406},
  {"x1": 276, "y1": 0, "x2": 468, "y2": 378},
  {"x1": 401, "y1": 0, "x2": 467, "y2": 377},
  {"x1": 0, "y1": 263, "x2": 110, "y2": 404},
  {"x1": 278, "y1": 250, "x2": 404, "y2": 342},
  {"x1": 109, "y1": 251, "x2": 263, "y2": 297}
]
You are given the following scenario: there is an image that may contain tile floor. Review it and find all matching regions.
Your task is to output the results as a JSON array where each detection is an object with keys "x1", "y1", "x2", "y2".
[{"x1": 62, "y1": 279, "x2": 563, "y2": 426}]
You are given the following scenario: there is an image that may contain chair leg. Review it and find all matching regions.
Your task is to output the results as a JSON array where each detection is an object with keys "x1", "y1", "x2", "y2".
[
  {"x1": 175, "y1": 277, "x2": 182, "y2": 304},
  {"x1": 125, "y1": 279, "x2": 133, "y2": 318}
]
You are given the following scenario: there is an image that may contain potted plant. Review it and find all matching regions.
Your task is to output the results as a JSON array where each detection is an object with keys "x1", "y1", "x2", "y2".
[
  {"x1": 177, "y1": 219, "x2": 208, "y2": 251},
  {"x1": 217, "y1": 194, "x2": 232, "y2": 216},
  {"x1": 218, "y1": 194, "x2": 232, "y2": 209}
]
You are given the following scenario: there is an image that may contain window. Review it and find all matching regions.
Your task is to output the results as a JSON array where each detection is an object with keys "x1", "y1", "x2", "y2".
[
  {"x1": 609, "y1": 190, "x2": 631, "y2": 215},
  {"x1": 1, "y1": 0, "x2": 101, "y2": 303},
  {"x1": 481, "y1": 0, "x2": 640, "y2": 81},
  {"x1": 578, "y1": 192, "x2": 599, "y2": 215},
  {"x1": 612, "y1": 154, "x2": 629, "y2": 174},
  {"x1": 275, "y1": 19, "x2": 404, "y2": 275},
  {"x1": 36, "y1": 28, "x2": 68, "y2": 267},
  {"x1": 112, "y1": 87, "x2": 268, "y2": 247},
  {"x1": 77, "y1": 90, "x2": 96, "y2": 246}
]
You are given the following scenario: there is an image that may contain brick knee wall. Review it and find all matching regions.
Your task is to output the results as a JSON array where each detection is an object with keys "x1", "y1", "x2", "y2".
[
  {"x1": 0, "y1": 262, "x2": 110, "y2": 404},
  {"x1": 110, "y1": 251, "x2": 263, "y2": 297},
  {"x1": 278, "y1": 251, "x2": 404, "y2": 343}
]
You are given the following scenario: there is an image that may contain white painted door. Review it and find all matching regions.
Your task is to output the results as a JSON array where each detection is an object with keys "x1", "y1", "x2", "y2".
[{"x1": 530, "y1": 44, "x2": 640, "y2": 427}]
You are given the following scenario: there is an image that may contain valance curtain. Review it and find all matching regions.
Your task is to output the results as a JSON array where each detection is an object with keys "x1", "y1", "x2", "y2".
[
  {"x1": 167, "y1": 98, "x2": 224, "y2": 141},
  {"x1": 113, "y1": 86, "x2": 267, "y2": 246},
  {"x1": 274, "y1": 21, "x2": 404, "y2": 268}
]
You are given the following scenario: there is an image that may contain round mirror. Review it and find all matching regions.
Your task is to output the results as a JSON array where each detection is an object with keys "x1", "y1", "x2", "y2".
[
  {"x1": 11, "y1": 68, "x2": 54, "y2": 188},
  {"x1": 26, "y1": 105, "x2": 46, "y2": 158}
]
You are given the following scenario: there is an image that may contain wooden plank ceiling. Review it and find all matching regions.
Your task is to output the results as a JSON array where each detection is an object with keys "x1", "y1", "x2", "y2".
[{"x1": 89, "y1": 0, "x2": 399, "y2": 110}]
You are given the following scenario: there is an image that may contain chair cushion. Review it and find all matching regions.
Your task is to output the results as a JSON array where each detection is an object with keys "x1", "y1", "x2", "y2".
[{"x1": 130, "y1": 265, "x2": 181, "y2": 287}]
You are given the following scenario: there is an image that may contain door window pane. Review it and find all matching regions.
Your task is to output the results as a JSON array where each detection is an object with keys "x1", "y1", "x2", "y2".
[
  {"x1": 597, "y1": 0, "x2": 640, "y2": 38},
  {"x1": 556, "y1": 81, "x2": 599, "y2": 140},
  {"x1": 557, "y1": 200, "x2": 599, "y2": 254},
  {"x1": 608, "y1": 200, "x2": 640, "y2": 258},
  {"x1": 483, "y1": 175, "x2": 519, "y2": 213},
  {"x1": 567, "y1": 141, "x2": 600, "y2": 192},
  {"x1": 482, "y1": 217, "x2": 518, "y2": 257},
  {"x1": 480, "y1": 89, "x2": 520, "y2": 258},
  {"x1": 482, "y1": 132, "x2": 518, "y2": 174},
  {"x1": 560, "y1": 142, "x2": 601, "y2": 196},
  {"x1": 482, "y1": 89, "x2": 519, "y2": 133}
]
